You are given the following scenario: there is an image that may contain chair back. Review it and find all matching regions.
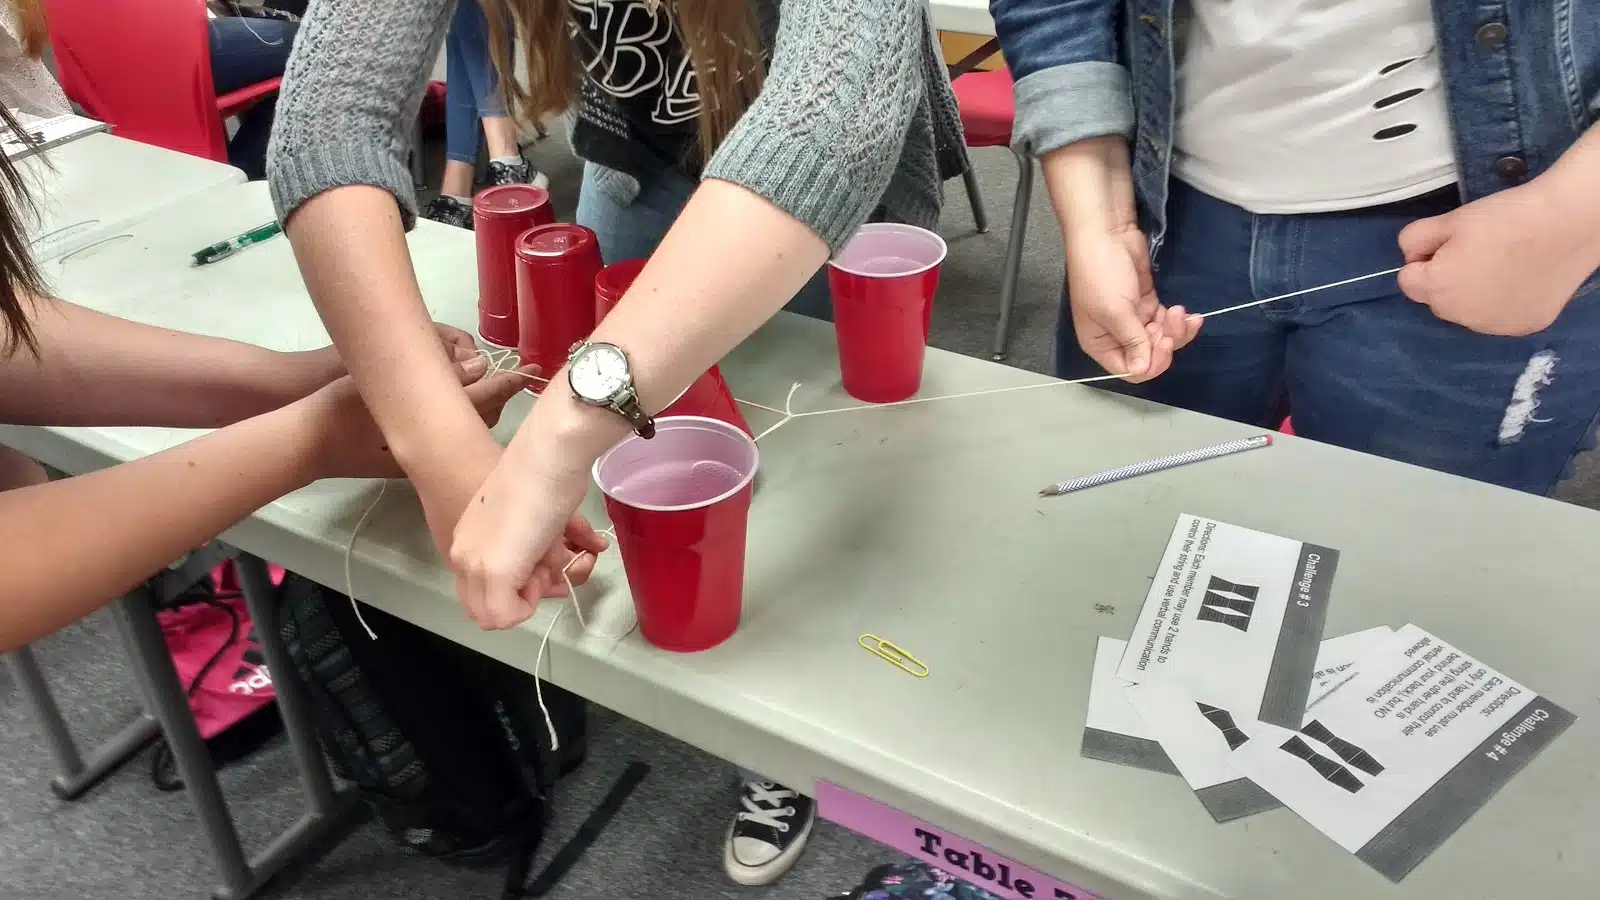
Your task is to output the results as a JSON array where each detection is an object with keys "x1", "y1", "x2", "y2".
[{"x1": 43, "y1": 0, "x2": 228, "y2": 162}]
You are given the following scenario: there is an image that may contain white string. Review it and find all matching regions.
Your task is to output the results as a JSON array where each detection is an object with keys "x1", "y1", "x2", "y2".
[
  {"x1": 345, "y1": 480, "x2": 388, "y2": 640},
  {"x1": 1195, "y1": 266, "x2": 1402, "y2": 319}
]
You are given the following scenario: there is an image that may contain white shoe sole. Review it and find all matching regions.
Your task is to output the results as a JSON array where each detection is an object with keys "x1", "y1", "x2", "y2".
[{"x1": 722, "y1": 810, "x2": 815, "y2": 887}]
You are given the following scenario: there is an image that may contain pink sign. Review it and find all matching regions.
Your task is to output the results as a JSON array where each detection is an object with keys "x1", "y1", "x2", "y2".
[{"x1": 815, "y1": 782, "x2": 1103, "y2": 900}]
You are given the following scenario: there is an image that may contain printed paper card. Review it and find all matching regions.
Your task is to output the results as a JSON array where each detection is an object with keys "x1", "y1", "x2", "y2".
[
  {"x1": 1080, "y1": 637, "x2": 1176, "y2": 775},
  {"x1": 1230, "y1": 625, "x2": 1576, "y2": 882},
  {"x1": 1114, "y1": 628, "x2": 1392, "y2": 822},
  {"x1": 1307, "y1": 626, "x2": 1394, "y2": 707},
  {"x1": 1117, "y1": 514, "x2": 1338, "y2": 727},
  {"x1": 1123, "y1": 682, "x2": 1280, "y2": 822}
]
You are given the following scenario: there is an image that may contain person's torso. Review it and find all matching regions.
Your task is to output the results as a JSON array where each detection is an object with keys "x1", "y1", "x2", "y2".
[
  {"x1": 567, "y1": 0, "x2": 716, "y2": 175},
  {"x1": 1119, "y1": 0, "x2": 1600, "y2": 254},
  {"x1": 566, "y1": 0, "x2": 969, "y2": 233},
  {"x1": 1171, "y1": 0, "x2": 1456, "y2": 214}
]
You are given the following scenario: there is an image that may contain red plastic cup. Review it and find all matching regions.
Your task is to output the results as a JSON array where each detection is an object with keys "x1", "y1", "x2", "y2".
[
  {"x1": 593, "y1": 258, "x2": 752, "y2": 436},
  {"x1": 516, "y1": 223, "x2": 601, "y2": 392},
  {"x1": 594, "y1": 416, "x2": 759, "y2": 652},
  {"x1": 474, "y1": 185, "x2": 554, "y2": 348},
  {"x1": 827, "y1": 223, "x2": 948, "y2": 403},
  {"x1": 594, "y1": 258, "x2": 647, "y2": 322}
]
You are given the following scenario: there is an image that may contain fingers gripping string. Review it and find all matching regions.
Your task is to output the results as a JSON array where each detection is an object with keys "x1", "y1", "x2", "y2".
[{"x1": 534, "y1": 526, "x2": 618, "y2": 753}]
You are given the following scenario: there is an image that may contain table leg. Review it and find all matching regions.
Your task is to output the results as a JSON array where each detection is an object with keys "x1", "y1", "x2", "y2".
[
  {"x1": 231, "y1": 554, "x2": 340, "y2": 817},
  {"x1": 115, "y1": 560, "x2": 362, "y2": 900},
  {"x1": 5, "y1": 646, "x2": 161, "y2": 800},
  {"x1": 113, "y1": 592, "x2": 256, "y2": 900}
]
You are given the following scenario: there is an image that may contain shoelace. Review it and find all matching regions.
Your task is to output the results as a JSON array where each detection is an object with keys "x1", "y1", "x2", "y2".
[{"x1": 737, "y1": 782, "x2": 797, "y2": 832}]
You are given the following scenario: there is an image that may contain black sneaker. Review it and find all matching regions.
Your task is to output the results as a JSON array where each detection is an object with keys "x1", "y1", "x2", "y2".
[
  {"x1": 423, "y1": 195, "x2": 474, "y2": 230},
  {"x1": 486, "y1": 158, "x2": 550, "y2": 190},
  {"x1": 723, "y1": 779, "x2": 815, "y2": 886}
]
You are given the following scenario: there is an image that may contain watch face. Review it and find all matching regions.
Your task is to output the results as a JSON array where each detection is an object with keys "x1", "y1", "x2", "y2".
[{"x1": 569, "y1": 343, "x2": 630, "y2": 402}]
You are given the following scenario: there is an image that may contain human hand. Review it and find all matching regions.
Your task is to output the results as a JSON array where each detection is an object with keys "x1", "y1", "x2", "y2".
[
  {"x1": 1065, "y1": 225, "x2": 1200, "y2": 382},
  {"x1": 287, "y1": 322, "x2": 481, "y2": 399},
  {"x1": 450, "y1": 450, "x2": 609, "y2": 630},
  {"x1": 1398, "y1": 182, "x2": 1600, "y2": 336},
  {"x1": 289, "y1": 356, "x2": 530, "y2": 482}
]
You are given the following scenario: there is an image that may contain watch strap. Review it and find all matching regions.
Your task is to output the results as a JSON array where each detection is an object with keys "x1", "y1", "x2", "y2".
[{"x1": 609, "y1": 386, "x2": 656, "y2": 439}]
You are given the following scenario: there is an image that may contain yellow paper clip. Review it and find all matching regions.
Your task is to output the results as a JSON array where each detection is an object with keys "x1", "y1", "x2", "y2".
[{"x1": 858, "y1": 634, "x2": 929, "y2": 678}]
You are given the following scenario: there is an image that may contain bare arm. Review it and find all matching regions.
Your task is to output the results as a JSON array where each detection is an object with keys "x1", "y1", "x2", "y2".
[
  {"x1": 269, "y1": 0, "x2": 500, "y2": 545},
  {"x1": 0, "y1": 296, "x2": 339, "y2": 427},
  {"x1": 1041, "y1": 135, "x2": 1137, "y2": 248},
  {"x1": 0, "y1": 407, "x2": 312, "y2": 651},
  {"x1": 284, "y1": 188, "x2": 501, "y2": 496},
  {"x1": 0, "y1": 358, "x2": 528, "y2": 653}
]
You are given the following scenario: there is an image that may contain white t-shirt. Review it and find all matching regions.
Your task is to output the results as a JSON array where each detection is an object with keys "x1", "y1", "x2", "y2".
[{"x1": 1171, "y1": 0, "x2": 1457, "y2": 214}]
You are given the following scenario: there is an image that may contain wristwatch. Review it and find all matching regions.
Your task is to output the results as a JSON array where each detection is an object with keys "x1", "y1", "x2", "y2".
[{"x1": 566, "y1": 340, "x2": 656, "y2": 439}]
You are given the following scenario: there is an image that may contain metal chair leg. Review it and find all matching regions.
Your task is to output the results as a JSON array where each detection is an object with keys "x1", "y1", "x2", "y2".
[
  {"x1": 961, "y1": 164, "x2": 989, "y2": 234},
  {"x1": 991, "y1": 149, "x2": 1034, "y2": 361}
]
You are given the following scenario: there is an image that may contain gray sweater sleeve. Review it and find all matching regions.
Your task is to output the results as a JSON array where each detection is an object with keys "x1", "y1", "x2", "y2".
[
  {"x1": 701, "y1": 0, "x2": 925, "y2": 252},
  {"x1": 266, "y1": 0, "x2": 455, "y2": 228}
]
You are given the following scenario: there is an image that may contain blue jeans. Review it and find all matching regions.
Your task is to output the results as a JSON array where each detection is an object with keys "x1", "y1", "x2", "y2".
[
  {"x1": 574, "y1": 161, "x2": 834, "y2": 321},
  {"x1": 444, "y1": 0, "x2": 508, "y2": 166},
  {"x1": 209, "y1": 18, "x2": 297, "y2": 180},
  {"x1": 1057, "y1": 179, "x2": 1600, "y2": 496}
]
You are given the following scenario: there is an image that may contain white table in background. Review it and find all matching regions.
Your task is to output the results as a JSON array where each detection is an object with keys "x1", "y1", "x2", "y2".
[
  {"x1": 6, "y1": 180, "x2": 1599, "y2": 900},
  {"x1": 931, "y1": 0, "x2": 997, "y2": 36},
  {"x1": 19, "y1": 133, "x2": 245, "y2": 263}
]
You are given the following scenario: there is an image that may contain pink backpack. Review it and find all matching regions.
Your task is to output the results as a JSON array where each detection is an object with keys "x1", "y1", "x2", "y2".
[{"x1": 150, "y1": 559, "x2": 286, "y2": 788}]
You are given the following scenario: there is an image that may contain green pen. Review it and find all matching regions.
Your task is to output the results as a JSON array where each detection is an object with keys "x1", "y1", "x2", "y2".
[{"x1": 191, "y1": 220, "x2": 283, "y2": 266}]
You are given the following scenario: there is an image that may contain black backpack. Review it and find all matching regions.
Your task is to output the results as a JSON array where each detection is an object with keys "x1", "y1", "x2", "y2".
[{"x1": 278, "y1": 572, "x2": 642, "y2": 895}]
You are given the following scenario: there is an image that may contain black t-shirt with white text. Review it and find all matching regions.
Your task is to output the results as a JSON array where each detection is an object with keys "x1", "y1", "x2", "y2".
[{"x1": 568, "y1": 0, "x2": 702, "y2": 177}]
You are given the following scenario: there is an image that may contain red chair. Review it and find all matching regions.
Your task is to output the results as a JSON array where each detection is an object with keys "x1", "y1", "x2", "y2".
[
  {"x1": 43, "y1": 0, "x2": 279, "y2": 165},
  {"x1": 951, "y1": 58, "x2": 1031, "y2": 361}
]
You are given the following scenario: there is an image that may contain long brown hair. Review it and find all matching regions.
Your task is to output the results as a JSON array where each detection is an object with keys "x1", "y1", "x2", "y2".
[
  {"x1": 7, "y1": 0, "x2": 49, "y2": 59},
  {"x1": 481, "y1": 0, "x2": 765, "y2": 164},
  {"x1": 0, "y1": 104, "x2": 45, "y2": 358}
]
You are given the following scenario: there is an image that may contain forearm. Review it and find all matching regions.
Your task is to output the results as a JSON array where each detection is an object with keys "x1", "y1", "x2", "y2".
[
  {"x1": 285, "y1": 187, "x2": 500, "y2": 475},
  {"x1": 0, "y1": 297, "x2": 335, "y2": 427},
  {"x1": 1536, "y1": 125, "x2": 1600, "y2": 263},
  {"x1": 0, "y1": 411, "x2": 310, "y2": 651},
  {"x1": 515, "y1": 180, "x2": 830, "y2": 469},
  {"x1": 1041, "y1": 135, "x2": 1138, "y2": 243}
]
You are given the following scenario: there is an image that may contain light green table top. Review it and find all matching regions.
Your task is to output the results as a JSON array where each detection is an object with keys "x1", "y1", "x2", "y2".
[
  {"x1": 4, "y1": 180, "x2": 1595, "y2": 900},
  {"x1": 20, "y1": 132, "x2": 244, "y2": 263}
]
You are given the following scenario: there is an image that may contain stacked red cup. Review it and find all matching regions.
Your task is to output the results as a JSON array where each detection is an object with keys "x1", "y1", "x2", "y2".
[
  {"x1": 473, "y1": 185, "x2": 554, "y2": 349},
  {"x1": 593, "y1": 258, "x2": 751, "y2": 436},
  {"x1": 515, "y1": 224, "x2": 602, "y2": 392}
]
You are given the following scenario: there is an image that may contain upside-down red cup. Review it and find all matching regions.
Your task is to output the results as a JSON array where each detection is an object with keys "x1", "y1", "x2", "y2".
[
  {"x1": 594, "y1": 416, "x2": 759, "y2": 652},
  {"x1": 827, "y1": 223, "x2": 948, "y2": 403},
  {"x1": 593, "y1": 258, "x2": 752, "y2": 437},
  {"x1": 474, "y1": 185, "x2": 554, "y2": 348},
  {"x1": 594, "y1": 258, "x2": 648, "y2": 322},
  {"x1": 516, "y1": 223, "x2": 601, "y2": 392}
]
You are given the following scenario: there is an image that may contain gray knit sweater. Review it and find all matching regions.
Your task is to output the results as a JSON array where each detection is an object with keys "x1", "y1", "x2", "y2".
[{"x1": 267, "y1": 0, "x2": 967, "y2": 252}]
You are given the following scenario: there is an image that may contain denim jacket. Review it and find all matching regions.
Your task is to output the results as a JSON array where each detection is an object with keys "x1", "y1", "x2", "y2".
[{"x1": 992, "y1": 0, "x2": 1600, "y2": 255}]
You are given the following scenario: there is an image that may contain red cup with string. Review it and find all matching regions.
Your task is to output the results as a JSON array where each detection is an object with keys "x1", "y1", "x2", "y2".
[
  {"x1": 474, "y1": 185, "x2": 553, "y2": 349},
  {"x1": 827, "y1": 223, "x2": 947, "y2": 403},
  {"x1": 594, "y1": 416, "x2": 758, "y2": 652},
  {"x1": 516, "y1": 223, "x2": 602, "y2": 392},
  {"x1": 593, "y1": 258, "x2": 752, "y2": 436}
]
